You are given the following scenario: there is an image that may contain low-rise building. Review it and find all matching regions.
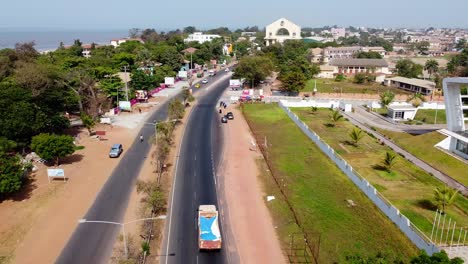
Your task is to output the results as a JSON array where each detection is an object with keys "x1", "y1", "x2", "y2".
[
  {"x1": 184, "y1": 32, "x2": 221, "y2": 44},
  {"x1": 384, "y1": 76, "x2": 435, "y2": 95},
  {"x1": 309, "y1": 48, "x2": 323, "y2": 63},
  {"x1": 110, "y1": 38, "x2": 144, "y2": 47},
  {"x1": 437, "y1": 78, "x2": 468, "y2": 160},
  {"x1": 317, "y1": 65, "x2": 337, "y2": 78},
  {"x1": 329, "y1": 58, "x2": 390, "y2": 75},
  {"x1": 387, "y1": 105, "x2": 418, "y2": 121}
]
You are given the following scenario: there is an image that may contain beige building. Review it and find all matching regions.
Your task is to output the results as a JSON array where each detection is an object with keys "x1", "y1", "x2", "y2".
[
  {"x1": 384, "y1": 76, "x2": 436, "y2": 95},
  {"x1": 329, "y1": 58, "x2": 390, "y2": 76},
  {"x1": 265, "y1": 18, "x2": 301, "y2": 46}
]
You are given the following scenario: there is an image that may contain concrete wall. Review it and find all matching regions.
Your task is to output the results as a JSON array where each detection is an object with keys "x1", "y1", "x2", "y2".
[{"x1": 278, "y1": 101, "x2": 439, "y2": 255}]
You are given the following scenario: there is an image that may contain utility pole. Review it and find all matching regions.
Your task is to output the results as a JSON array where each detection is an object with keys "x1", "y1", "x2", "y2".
[{"x1": 123, "y1": 65, "x2": 129, "y2": 101}]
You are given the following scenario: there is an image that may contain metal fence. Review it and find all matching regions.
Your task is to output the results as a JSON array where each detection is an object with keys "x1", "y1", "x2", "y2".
[{"x1": 278, "y1": 101, "x2": 439, "y2": 255}]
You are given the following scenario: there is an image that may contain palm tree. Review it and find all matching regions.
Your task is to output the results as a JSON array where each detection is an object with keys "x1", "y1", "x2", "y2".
[
  {"x1": 425, "y1": 59, "x2": 439, "y2": 78},
  {"x1": 434, "y1": 186, "x2": 458, "y2": 214},
  {"x1": 382, "y1": 151, "x2": 397, "y2": 172},
  {"x1": 329, "y1": 110, "x2": 343, "y2": 127},
  {"x1": 349, "y1": 128, "x2": 365, "y2": 146},
  {"x1": 310, "y1": 106, "x2": 318, "y2": 114},
  {"x1": 379, "y1": 90, "x2": 395, "y2": 109},
  {"x1": 407, "y1": 92, "x2": 426, "y2": 107}
]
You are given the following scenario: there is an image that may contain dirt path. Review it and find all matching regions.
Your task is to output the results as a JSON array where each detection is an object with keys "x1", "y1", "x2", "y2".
[{"x1": 218, "y1": 105, "x2": 287, "y2": 264}]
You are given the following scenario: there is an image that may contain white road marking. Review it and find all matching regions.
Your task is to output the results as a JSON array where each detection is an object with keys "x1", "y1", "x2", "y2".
[
  {"x1": 165, "y1": 103, "x2": 193, "y2": 264},
  {"x1": 194, "y1": 155, "x2": 197, "y2": 161}
]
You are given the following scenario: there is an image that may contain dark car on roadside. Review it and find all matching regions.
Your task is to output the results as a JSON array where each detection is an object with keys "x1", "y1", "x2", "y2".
[
  {"x1": 109, "y1": 144, "x2": 123, "y2": 158},
  {"x1": 226, "y1": 112, "x2": 234, "y2": 120}
]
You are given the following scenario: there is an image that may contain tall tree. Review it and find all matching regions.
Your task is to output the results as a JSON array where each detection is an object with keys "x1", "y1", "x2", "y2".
[
  {"x1": 424, "y1": 59, "x2": 439, "y2": 78},
  {"x1": 30, "y1": 133, "x2": 76, "y2": 166},
  {"x1": 0, "y1": 152, "x2": 24, "y2": 196},
  {"x1": 379, "y1": 90, "x2": 395, "y2": 108},
  {"x1": 395, "y1": 59, "x2": 423, "y2": 78},
  {"x1": 280, "y1": 71, "x2": 306, "y2": 94},
  {"x1": 234, "y1": 55, "x2": 274, "y2": 87},
  {"x1": 433, "y1": 186, "x2": 458, "y2": 214}
]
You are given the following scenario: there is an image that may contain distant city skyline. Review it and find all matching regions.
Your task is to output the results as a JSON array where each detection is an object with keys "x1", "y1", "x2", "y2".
[{"x1": 1, "y1": 0, "x2": 468, "y2": 30}]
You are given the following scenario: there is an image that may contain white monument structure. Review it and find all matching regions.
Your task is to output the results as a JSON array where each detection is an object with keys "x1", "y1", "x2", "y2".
[
  {"x1": 265, "y1": 18, "x2": 301, "y2": 46},
  {"x1": 437, "y1": 77, "x2": 468, "y2": 160}
]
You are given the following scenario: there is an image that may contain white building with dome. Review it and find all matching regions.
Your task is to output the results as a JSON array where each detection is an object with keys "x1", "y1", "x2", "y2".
[{"x1": 265, "y1": 18, "x2": 301, "y2": 46}]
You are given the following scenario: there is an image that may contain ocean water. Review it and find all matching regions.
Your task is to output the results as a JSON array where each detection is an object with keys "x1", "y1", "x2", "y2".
[{"x1": 0, "y1": 29, "x2": 129, "y2": 51}]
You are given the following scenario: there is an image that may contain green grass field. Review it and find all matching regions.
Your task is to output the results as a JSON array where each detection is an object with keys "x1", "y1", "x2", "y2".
[
  {"x1": 414, "y1": 109, "x2": 447, "y2": 124},
  {"x1": 242, "y1": 104, "x2": 418, "y2": 263},
  {"x1": 292, "y1": 108, "x2": 468, "y2": 240},
  {"x1": 303, "y1": 79, "x2": 409, "y2": 95},
  {"x1": 376, "y1": 129, "x2": 467, "y2": 186}
]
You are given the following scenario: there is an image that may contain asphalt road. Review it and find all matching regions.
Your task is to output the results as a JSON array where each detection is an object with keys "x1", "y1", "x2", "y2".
[
  {"x1": 160, "y1": 76, "x2": 231, "y2": 264},
  {"x1": 55, "y1": 70, "x2": 231, "y2": 264}
]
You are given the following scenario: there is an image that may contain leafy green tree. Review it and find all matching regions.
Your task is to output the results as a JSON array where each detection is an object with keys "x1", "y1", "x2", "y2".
[
  {"x1": 354, "y1": 73, "x2": 367, "y2": 84},
  {"x1": 0, "y1": 152, "x2": 24, "y2": 196},
  {"x1": 349, "y1": 128, "x2": 365, "y2": 146},
  {"x1": 154, "y1": 65, "x2": 176, "y2": 85},
  {"x1": 382, "y1": 151, "x2": 397, "y2": 172},
  {"x1": 425, "y1": 59, "x2": 439, "y2": 78},
  {"x1": 183, "y1": 26, "x2": 197, "y2": 34},
  {"x1": 31, "y1": 133, "x2": 75, "y2": 165},
  {"x1": 455, "y1": 39, "x2": 467, "y2": 51},
  {"x1": 415, "y1": 41, "x2": 430, "y2": 55},
  {"x1": 168, "y1": 99, "x2": 185, "y2": 120},
  {"x1": 354, "y1": 51, "x2": 383, "y2": 59},
  {"x1": 112, "y1": 52, "x2": 135, "y2": 67},
  {"x1": 395, "y1": 59, "x2": 423, "y2": 78},
  {"x1": 335, "y1": 73, "x2": 346, "y2": 82},
  {"x1": 153, "y1": 45, "x2": 183, "y2": 71},
  {"x1": 98, "y1": 75, "x2": 124, "y2": 104},
  {"x1": 329, "y1": 110, "x2": 343, "y2": 127},
  {"x1": 130, "y1": 69, "x2": 158, "y2": 90},
  {"x1": 380, "y1": 90, "x2": 395, "y2": 108},
  {"x1": 410, "y1": 250, "x2": 463, "y2": 264},
  {"x1": 0, "y1": 137, "x2": 17, "y2": 153},
  {"x1": 407, "y1": 93, "x2": 426, "y2": 107},
  {"x1": 80, "y1": 113, "x2": 95, "y2": 135},
  {"x1": 136, "y1": 179, "x2": 166, "y2": 213},
  {"x1": 433, "y1": 186, "x2": 458, "y2": 214},
  {"x1": 234, "y1": 55, "x2": 274, "y2": 87},
  {"x1": 280, "y1": 71, "x2": 306, "y2": 94}
]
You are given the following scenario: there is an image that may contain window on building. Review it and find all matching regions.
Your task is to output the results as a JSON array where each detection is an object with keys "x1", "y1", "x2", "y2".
[
  {"x1": 456, "y1": 140, "x2": 468, "y2": 155},
  {"x1": 394, "y1": 111, "x2": 404, "y2": 119}
]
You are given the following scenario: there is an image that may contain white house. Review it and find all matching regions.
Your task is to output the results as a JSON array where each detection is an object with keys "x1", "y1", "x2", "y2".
[
  {"x1": 110, "y1": 38, "x2": 144, "y2": 47},
  {"x1": 437, "y1": 78, "x2": 468, "y2": 160},
  {"x1": 184, "y1": 32, "x2": 221, "y2": 44},
  {"x1": 387, "y1": 105, "x2": 418, "y2": 121},
  {"x1": 265, "y1": 18, "x2": 301, "y2": 46}
]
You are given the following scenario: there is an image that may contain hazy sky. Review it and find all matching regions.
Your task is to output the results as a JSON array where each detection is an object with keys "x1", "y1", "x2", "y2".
[{"x1": 2, "y1": 0, "x2": 467, "y2": 30}]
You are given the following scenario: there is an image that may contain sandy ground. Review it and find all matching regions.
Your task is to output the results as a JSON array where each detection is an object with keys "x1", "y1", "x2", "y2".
[
  {"x1": 218, "y1": 105, "x2": 287, "y2": 264},
  {"x1": 0, "y1": 124, "x2": 135, "y2": 264}
]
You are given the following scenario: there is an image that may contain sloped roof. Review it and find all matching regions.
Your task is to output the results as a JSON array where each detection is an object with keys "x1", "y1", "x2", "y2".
[
  {"x1": 329, "y1": 58, "x2": 389, "y2": 67},
  {"x1": 386, "y1": 76, "x2": 435, "y2": 89}
]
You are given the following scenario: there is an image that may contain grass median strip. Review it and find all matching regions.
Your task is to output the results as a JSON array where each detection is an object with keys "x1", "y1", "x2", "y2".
[
  {"x1": 243, "y1": 104, "x2": 417, "y2": 263},
  {"x1": 292, "y1": 107, "x2": 468, "y2": 239}
]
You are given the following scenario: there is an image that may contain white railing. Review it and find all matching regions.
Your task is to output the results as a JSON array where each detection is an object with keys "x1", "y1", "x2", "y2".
[{"x1": 278, "y1": 101, "x2": 439, "y2": 255}]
